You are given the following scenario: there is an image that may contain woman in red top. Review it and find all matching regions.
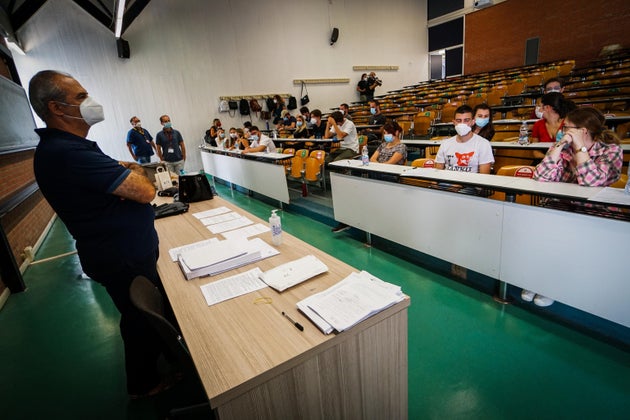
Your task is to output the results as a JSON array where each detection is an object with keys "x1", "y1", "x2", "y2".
[{"x1": 531, "y1": 92, "x2": 575, "y2": 143}]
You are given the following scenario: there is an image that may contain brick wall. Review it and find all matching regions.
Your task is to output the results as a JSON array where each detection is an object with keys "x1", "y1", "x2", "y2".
[
  {"x1": 465, "y1": 0, "x2": 630, "y2": 74},
  {"x1": 0, "y1": 150, "x2": 36, "y2": 199},
  {"x1": 0, "y1": 149, "x2": 54, "y2": 293}
]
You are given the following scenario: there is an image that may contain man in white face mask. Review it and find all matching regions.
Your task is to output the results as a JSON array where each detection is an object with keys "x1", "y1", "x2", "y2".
[
  {"x1": 434, "y1": 105, "x2": 494, "y2": 174},
  {"x1": 29, "y1": 70, "x2": 172, "y2": 398}
]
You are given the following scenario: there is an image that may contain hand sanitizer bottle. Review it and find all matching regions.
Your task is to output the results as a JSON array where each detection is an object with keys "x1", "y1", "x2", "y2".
[{"x1": 269, "y1": 209, "x2": 282, "y2": 245}]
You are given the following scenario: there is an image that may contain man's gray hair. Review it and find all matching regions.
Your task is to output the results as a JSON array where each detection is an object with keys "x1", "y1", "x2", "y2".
[{"x1": 28, "y1": 70, "x2": 73, "y2": 121}]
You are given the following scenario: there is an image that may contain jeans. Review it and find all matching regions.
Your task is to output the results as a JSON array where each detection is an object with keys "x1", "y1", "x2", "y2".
[
  {"x1": 136, "y1": 156, "x2": 151, "y2": 164},
  {"x1": 165, "y1": 160, "x2": 185, "y2": 175}
]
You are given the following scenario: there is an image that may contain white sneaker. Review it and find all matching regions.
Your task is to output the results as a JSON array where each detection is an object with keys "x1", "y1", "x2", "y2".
[
  {"x1": 521, "y1": 289, "x2": 536, "y2": 302},
  {"x1": 534, "y1": 295, "x2": 555, "y2": 307}
]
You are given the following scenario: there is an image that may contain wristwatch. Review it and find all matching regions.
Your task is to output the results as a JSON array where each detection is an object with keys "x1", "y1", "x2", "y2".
[{"x1": 577, "y1": 146, "x2": 588, "y2": 153}]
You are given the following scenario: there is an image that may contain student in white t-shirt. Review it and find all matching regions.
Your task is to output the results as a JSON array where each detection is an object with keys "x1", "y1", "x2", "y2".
[
  {"x1": 242, "y1": 126, "x2": 277, "y2": 154},
  {"x1": 435, "y1": 105, "x2": 494, "y2": 174}
]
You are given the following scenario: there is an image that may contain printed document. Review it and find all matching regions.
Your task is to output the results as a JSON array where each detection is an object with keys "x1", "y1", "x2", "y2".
[{"x1": 200, "y1": 268, "x2": 267, "y2": 306}]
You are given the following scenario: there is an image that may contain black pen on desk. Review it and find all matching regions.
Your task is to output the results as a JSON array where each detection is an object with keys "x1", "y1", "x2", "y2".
[{"x1": 281, "y1": 311, "x2": 304, "y2": 331}]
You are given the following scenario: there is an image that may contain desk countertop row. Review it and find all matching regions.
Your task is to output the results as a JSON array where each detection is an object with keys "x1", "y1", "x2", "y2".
[{"x1": 154, "y1": 196, "x2": 409, "y2": 419}]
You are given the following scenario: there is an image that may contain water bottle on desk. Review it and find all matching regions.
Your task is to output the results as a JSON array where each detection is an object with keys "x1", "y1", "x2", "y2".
[
  {"x1": 625, "y1": 165, "x2": 630, "y2": 194},
  {"x1": 518, "y1": 121, "x2": 529, "y2": 145},
  {"x1": 269, "y1": 209, "x2": 282, "y2": 246},
  {"x1": 361, "y1": 145, "x2": 369, "y2": 166}
]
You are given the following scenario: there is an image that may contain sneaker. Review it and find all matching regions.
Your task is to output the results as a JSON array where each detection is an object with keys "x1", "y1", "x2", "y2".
[
  {"x1": 534, "y1": 295, "x2": 555, "y2": 307},
  {"x1": 521, "y1": 289, "x2": 536, "y2": 302},
  {"x1": 331, "y1": 223, "x2": 350, "y2": 233}
]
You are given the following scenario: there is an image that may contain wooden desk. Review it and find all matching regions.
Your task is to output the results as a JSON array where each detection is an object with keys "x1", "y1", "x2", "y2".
[{"x1": 155, "y1": 197, "x2": 409, "y2": 419}]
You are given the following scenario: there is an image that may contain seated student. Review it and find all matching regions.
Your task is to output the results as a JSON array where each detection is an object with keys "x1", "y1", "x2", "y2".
[
  {"x1": 309, "y1": 109, "x2": 326, "y2": 139},
  {"x1": 532, "y1": 77, "x2": 566, "y2": 119},
  {"x1": 215, "y1": 128, "x2": 227, "y2": 148},
  {"x1": 361, "y1": 100, "x2": 386, "y2": 141},
  {"x1": 370, "y1": 121, "x2": 408, "y2": 165},
  {"x1": 324, "y1": 110, "x2": 359, "y2": 162},
  {"x1": 293, "y1": 114, "x2": 310, "y2": 139},
  {"x1": 243, "y1": 126, "x2": 277, "y2": 154},
  {"x1": 471, "y1": 103, "x2": 495, "y2": 141},
  {"x1": 299, "y1": 106, "x2": 311, "y2": 127},
  {"x1": 434, "y1": 105, "x2": 495, "y2": 174},
  {"x1": 227, "y1": 127, "x2": 238, "y2": 148},
  {"x1": 230, "y1": 128, "x2": 249, "y2": 150},
  {"x1": 204, "y1": 118, "x2": 222, "y2": 146},
  {"x1": 339, "y1": 103, "x2": 353, "y2": 121},
  {"x1": 531, "y1": 92, "x2": 576, "y2": 143},
  {"x1": 277, "y1": 110, "x2": 297, "y2": 132},
  {"x1": 271, "y1": 95, "x2": 285, "y2": 124},
  {"x1": 526, "y1": 107, "x2": 623, "y2": 307}
]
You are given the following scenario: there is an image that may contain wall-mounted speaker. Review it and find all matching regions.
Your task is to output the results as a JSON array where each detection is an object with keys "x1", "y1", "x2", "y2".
[
  {"x1": 330, "y1": 28, "x2": 339, "y2": 45},
  {"x1": 116, "y1": 38, "x2": 130, "y2": 59}
]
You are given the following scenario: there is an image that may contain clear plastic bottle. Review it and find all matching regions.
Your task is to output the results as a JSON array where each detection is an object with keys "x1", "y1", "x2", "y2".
[
  {"x1": 625, "y1": 165, "x2": 630, "y2": 194},
  {"x1": 269, "y1": 209, "x2": 282, "y2": 245},
  {"x1": 518, "y1": 121, "x2": 529, "y2": 145},
  {"x1": 361, "y1": 145, "x2": 369, "y2": 166}
]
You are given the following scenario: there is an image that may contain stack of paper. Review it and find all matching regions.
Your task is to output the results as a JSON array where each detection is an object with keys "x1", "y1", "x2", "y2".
[
  {"x1": 176, "y1": 237, "x2": 279, "y2": 280},
  {"x1": 297, "y1": 271, "x2": 405, "y2": 334},
  {"x1": 259, "y1": 255, "x2": 328, "y2": 292}
]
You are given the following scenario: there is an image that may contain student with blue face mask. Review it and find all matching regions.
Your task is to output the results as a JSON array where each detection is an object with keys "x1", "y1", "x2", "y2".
[
  {"x1": 370, "y1": 121, "x2": 408, "y2": 165},
  {"x1": 471, "y1": 103, "x2": 495, "y2": 141}
]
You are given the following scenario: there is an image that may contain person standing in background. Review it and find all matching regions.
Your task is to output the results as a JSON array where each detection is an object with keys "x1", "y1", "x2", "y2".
[
  {"x1": 126, "y1": 116, "x2": 156, "y2": 163},
  {"x1": 356, "y1": 73, "x2": 368, "y2": 102},
  {"x1": 156, "y1": 114, "x2": 186, "y2": 174}
]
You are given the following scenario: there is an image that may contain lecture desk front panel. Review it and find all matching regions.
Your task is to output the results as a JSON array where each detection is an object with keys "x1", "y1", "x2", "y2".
[
  {"x1": 329, "y1": 163, "x2": 630, "y2": 328},
  {"x1": 155, "y1": 197, "x2": 409, "y2": 419},
  {"x1": 200, "y1": 147, "x2": 290, "y2": 204}
]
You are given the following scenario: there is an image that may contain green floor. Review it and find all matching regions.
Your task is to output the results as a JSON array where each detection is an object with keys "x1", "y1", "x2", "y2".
[{"x1": 1, "y1": 184, "x2": 629, "y2": 419}]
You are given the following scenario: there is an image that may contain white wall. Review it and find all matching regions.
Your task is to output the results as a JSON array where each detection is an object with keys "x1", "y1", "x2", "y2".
[{"x1": 13, "y1": 0, "x2": 428, "y2": 171}]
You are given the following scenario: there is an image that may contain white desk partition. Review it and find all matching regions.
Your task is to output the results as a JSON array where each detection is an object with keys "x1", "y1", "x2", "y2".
[
  {"x1": 201, "y1": 148, "x2": 290, "y2": 204},
  {"x1": 330, "y1": 162, "x2": 630, "y2": 328},
  {"x1": 500, "y1": 203, "x2": 630, "y2": 328},
  {"x1": 331, "y1": 172, "x2": 504, "y2": 279}
]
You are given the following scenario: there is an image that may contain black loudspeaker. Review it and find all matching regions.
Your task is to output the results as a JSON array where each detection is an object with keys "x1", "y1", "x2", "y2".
[
  {"x1": 330, "y1": 28, "x2": 339, "y2": 45},
  {"x1": 116, "y1": 38, "x2": 130, "y2": 59}
]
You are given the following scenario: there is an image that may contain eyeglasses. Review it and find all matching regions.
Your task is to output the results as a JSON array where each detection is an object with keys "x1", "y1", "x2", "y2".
[{"x1": 562, "y1": 125, "x2": 580, "y2": 132}]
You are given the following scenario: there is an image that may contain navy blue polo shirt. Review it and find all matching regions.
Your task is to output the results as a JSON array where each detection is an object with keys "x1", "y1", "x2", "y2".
[
  {"x1": 126, "y1": 127, "x2": 154, "y2": 157},
  {"x1": 33, "y1": 128, "x2": 158, "y2": 269},
  {"x1": 156, "y1": 129, "x2": 184, "y2": 162}
]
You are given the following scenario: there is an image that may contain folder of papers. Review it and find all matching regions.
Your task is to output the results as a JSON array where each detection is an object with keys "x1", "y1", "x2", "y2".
[
  {"x1": 259, "y1": 255, "x2": 328, "y2": 292},
  {"x1": 176, "y1": 237, "x2": 279, "y2": 280},
  {"x1": 297, "y1": 271, "x2": 405, "y2": 334}
]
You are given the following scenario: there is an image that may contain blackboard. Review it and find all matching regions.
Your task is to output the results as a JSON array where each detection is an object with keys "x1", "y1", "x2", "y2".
[{"x1": 0, "y1": 76, "x2": 39, "y2": 154}]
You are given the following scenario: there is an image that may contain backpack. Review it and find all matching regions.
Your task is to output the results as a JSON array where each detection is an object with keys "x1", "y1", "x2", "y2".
[
  {"x1": 239, "y1": 98, "x2": 250, "y2": 115},
  {"x1": 219, "y1": 100, "x2": 229, "y2": 112},
  {"x1": 287, "y1": 96, "x2": 297, "y2": 110},
  {"x1": 266, "y1": 97, "x2": 276, "y2": 113},
  {"x1": 249, "y1": 99, "x2": 262, "y2": 112}
]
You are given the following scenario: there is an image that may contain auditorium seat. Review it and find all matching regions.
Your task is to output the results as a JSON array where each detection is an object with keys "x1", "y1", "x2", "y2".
[{"x1": 411, "y1": 158, "x2": 435, "y2": 168}]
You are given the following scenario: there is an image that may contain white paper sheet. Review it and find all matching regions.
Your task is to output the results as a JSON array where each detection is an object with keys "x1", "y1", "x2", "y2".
[
  {"x1": 221, "y1": 223, "x2": 271, "y2": 240},
  {"x1": 199, "y1": 211, "x2": 242, "y2": 226},
  {"x1": 199, "y1": 268, "x2": 267, "y2": 306},
  {"x1": 207, "y1": 216, "x2": 254, "y2": 234},
  {"x1": 168, "y1": 237, "x2": 220, "y2": 262},
  {"x1": 192, "y1": 206, "x2": 231, "y2": 219},
  {"x1": 589, "y1": 187, "x2": 630, "y2": 206}
]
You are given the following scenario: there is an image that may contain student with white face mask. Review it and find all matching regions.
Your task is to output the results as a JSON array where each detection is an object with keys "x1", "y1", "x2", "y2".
[
  {"x1": 434, "y1": 105, "x2": 494, "y2": 174},
  {"x1": 471, "y1": 104, "x2": 495, "y2": 141}
]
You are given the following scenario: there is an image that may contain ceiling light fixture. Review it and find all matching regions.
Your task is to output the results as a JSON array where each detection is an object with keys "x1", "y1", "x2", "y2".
[
  {"x1": 4, "y1": 37, "x2": 25, "y2": 55},
  {"x1": 114, "y1": 0, "x2": 126, "y2": 38}
]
